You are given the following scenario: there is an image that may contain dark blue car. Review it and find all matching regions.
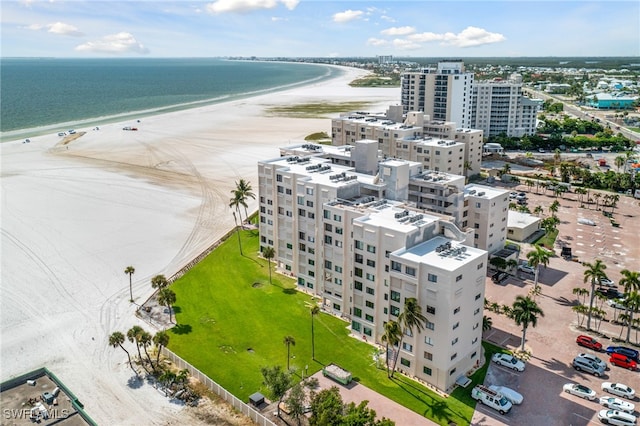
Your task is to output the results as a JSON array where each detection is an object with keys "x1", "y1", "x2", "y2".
[{"x1": 606, "y1": 346, "x2": 640, "y2": 362}]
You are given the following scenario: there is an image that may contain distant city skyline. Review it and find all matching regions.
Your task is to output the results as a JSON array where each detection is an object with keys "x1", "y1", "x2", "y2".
[{"x1": 2, "y1": 1, "x2": 638, "y2": 58}]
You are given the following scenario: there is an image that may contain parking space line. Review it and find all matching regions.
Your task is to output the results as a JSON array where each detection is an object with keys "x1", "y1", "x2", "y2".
[{"x1": 572, "y1": 412, "x2": 599, "y2": 424}]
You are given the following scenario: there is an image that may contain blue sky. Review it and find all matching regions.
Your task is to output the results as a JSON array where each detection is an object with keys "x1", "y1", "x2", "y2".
[{"x1": 2, "y1": 1, "x2": 638, "y2": 58}]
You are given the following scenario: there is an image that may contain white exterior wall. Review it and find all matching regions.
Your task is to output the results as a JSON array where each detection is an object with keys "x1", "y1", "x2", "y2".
[{"x1": 464, "y1": 185, "x2": 509, "y2": 253}]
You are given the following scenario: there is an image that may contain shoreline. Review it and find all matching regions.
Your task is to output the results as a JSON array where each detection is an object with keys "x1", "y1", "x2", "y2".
[{"x1": 0, "y1": 65, "x2": 399, "y2": 424}]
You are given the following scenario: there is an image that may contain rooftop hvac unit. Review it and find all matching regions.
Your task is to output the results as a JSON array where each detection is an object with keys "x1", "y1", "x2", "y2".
[
  {"x1": 478, "y1": 192, "x2": 486, "y2": 196},
  {"x1": 461, "y1": 247, "x2": 467, "y2": 253},
  {"x1": 468, "y1": 190, "x2": 476, "y2": 195}
]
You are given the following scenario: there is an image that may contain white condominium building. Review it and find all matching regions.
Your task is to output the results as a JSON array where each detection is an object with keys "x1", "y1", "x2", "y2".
[
  {"x1": 464, "y1": 185, "x2": 510, "y2": 252},
  {"x1": 470, "y1": 74, "x2": 542, "y2": 137},
  {"x1": 401, "y1": 61, "x2": 474, "y2": 128},
  {"x1": 258, "y1": 152, "x2": 491, "y2": 391}
]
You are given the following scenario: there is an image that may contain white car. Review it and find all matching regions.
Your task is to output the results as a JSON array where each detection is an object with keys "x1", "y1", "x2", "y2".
[
  {"x1": 608, "y1": 298, "x2": 628, "y2": 310},
  {"x1": 597, "y1": 409, "x2": 637, "y2": 426},
  {"x1": 492, "y1": 353, "x2": 526, "y2": 372},
  {"x1": 602, "y1": 382, "x2": 636, "y2": 400},
  {"x1": 489, "y1": 385, "x2": 524, "y2": 405},
  {"x1": 600, "y1": 277, "x2": 617, "y2": 288},
  {"x1": 518, "y1": 264, "x2": 535, "y2": 275},
  {"x1": 563, "y1": 383, "x2": 597, "y2": 400},
  {"x1": 599, "y1": 396, "x2": 636, "y2": 414},
  {"x1": 509, "y1": 191, "x2": 518, "y2": 199},
  {"x1": 578, "y1": 352, "x2": 608, "y2": 371}
]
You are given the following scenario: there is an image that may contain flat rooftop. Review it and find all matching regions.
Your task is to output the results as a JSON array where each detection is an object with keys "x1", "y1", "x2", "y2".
[{"x1": 395, "y1": 236, "x2": 485, "y2": 271}]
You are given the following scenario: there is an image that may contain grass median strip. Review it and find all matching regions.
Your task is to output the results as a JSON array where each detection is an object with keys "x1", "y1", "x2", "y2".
[{"x1": 168, "y1": 229, "x2": 491, "y2": 425}]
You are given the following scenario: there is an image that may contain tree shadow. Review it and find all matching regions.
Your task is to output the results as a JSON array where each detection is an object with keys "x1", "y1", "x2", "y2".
[
  {"x1": 127, "y1": 375, "x2": 144, "y2": 389},
  {"x1": 282, "y1": 288, "x2": 297, "y2": 295},
  {"x1": 170, "y1": 324, "x2": 192, "y2": 335},
  {"x1": 172, "y1": 306, "x2": 182, "y2": 314}
]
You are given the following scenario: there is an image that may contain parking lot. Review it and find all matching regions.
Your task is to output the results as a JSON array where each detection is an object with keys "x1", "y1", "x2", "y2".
[{"x1": 472, "y1": 181, "x2": 640, "y2": 426}]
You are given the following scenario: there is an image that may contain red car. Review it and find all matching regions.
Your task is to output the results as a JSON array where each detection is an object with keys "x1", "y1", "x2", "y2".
[
  {"x1": 610, "y1": 353, "x2": 638, "y2": 370},
  {"x1": 576, "y1": 335, "x2": 603, "y2": 351}
]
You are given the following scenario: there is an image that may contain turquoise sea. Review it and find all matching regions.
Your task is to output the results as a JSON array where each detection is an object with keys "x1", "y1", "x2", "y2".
[{"x1": 0, "y1": 58, "x2": 340, "y2": 142}]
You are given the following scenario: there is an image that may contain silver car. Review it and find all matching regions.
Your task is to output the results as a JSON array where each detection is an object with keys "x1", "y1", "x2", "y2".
[{"x1": 573, "y1": 356, "x2": 605, "y2": 377}]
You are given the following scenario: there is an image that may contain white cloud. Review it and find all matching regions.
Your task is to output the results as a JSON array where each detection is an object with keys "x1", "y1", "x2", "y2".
[
  {"x1": 75, "y1": 32, "x2": 149, "y2": 55},
  {"x1": 47, "y1": 22, "x2": 83, "y2": 37},
  {"x1": 409, "y1": 26, "x2": 505, "y2": 48},
  {"x1": 392, "y1": 38, "x2": 421, "y2": 50},
  {"x1": 206, "y1": 0, "x2": 299, "y2": 14},
  {"x1": 25, "y1": 23, "x2": 44, "y2": 31},
  {"x1": 381, "y1": 26, "x2": 415, "y2": 36},
  {"x1": 367, "y1": 37, "x2": 388, "y2": 47},
  {"x1": 271, "y1": 16, "x2": 288, "y2": 22},
  {"x1": 380, "y1": 15, "x2": 395, "y2": 23},
  {"x1": 332, "y1": 9, "x2": 364, "y2": 23}
]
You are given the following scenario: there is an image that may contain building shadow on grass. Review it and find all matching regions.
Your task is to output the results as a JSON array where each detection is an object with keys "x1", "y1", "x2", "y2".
[{"x1": 170, "y1": 324, "x2": 192, "y2": 335}]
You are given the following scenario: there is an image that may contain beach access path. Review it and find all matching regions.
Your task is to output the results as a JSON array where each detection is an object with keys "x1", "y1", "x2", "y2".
[{"x1": 0, "y1": 66, "x2": 399, "y2": 425}]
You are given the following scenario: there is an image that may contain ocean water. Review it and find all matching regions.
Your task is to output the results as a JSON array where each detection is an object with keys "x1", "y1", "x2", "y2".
[{"x1": 0, "y1": 58, "x2": 340, "y2": 141}]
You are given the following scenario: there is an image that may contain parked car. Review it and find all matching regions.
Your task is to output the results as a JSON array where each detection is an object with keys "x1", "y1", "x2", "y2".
[
  {"x1": 608, "y1": 298, "x2": 628, "y2": 310},
  {"x1": 597, "y1": 409, "x2": 637, "y2": 425},
  {"x1": 509, "y1": 191, "x2": 518, "y2": 199},
  {"x1": 489, "y1": 385, "x2": 523, "y2": 405},
  {"x1": 577, "y1": 353, "x2": 608, "y2": 371},
  {"x1": 597, "y1": 288, "x2": 626, "y2": 299},
  {"x1": 563, "y1": 383, "x2": 597, "y2": 400},
  {"x1": 518, "y1": 264, "x2": 535, "y2": 275},
  {"x1": 576, "y1": 335, "x2": 603, "y2": 351},
  {"x1": 471, "y1": 384, "x2": 512, "y2": 415},
  {"x1": 602, "y1": 382, "x2": 636, "y2": 400},
  {"x1": 572, "y1": 355, "x2": 605, "y2": 377},
  {"x1": 599, "y1": 277, "x2": 617, "y2": 288},
  {"x1": 491, "y1": 271, "x2": 508, "y2": 284},
  {"x1": 492, "y1": 353, "x2": 526, "y2": 372},
  {"x1": 607, "y1": 346, "x2": 640, "y2": 363},
  {"x1": 610, "y1": 353, "x2": 638, "y2": 371},
  {"x1": 600, "y1": 396, "x2": 636, "y2": 414}
]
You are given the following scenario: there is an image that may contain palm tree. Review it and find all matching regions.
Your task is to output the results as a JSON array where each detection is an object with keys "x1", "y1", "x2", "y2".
[
  {"x1": 124, "y1": 266, "x2": 135, "y2": 302},
  {"x1": 127, "y1": 325, "x2": 149, "y2": 373},
  {"x1": 234, "y1": 179, "x2": 256, "y2": 222},
  {"x1": 533, "y1": 205, "x2": 544, "y2": 216},
  {"x1": 549, "y1": 200, "x2": 560, "y2": 217},
  {"x1": 615, "y1": 155, "x2": 626, "y2": 172},
  {"x1": 526, "y1": 245, "x2": 550, "y2": 297},
  {"x1": 512, "y1": 295, "x2": 545, "y2": 352},
  {"x1": 380, "y1": 320, "x2": 401, "y2": 378},
  {"x1": 232, "y1": 210, "x2": 243, "y2": 256},
  {"x1": 152, "y1": 330, "x2": 170, "y2": 368},
  {"x1": 593, "y1": 192, "x2": 602, "y2": 210},
  {"x1": 109, "y1": 331, "x2": 136, "y2": 375},
  {"x1": 572, "y1": 287, "x2": 589, "y2": 306},
  {"x1": 310, "y1": 305, "x2": 320, "y2": 360},
  {"x1": 572, "y1": 304, "x2": 588, "y2": 327},
  {"x1": 583, "y1": 259, "x2": 608, "y2": 330},
  {"x1": 263, "y1": 246, "x2": 275, "y2": 284},
  {"x1": 139, "y1": 330, "x2": 154, "y2": 368},
  {"x1": 151, "y1": 274, "x2": 168, "y2": 290},
  {"x1": 157, "y1": 288, "x2": 177, "y2": 323},
  {"x1": 622, "y1": 292, "x2": 640, "y2": 344},
  {"x1": 501, "y1": 163, "x2": 511, "y2": 177},
  {"x1": 620, "y1": 269, "x2": 640, "y2": 343},
  {"x1": 229, "y1": 189, "x2": 247, "y2": 225},
  {"x1": 391, "y1": 297, "x2": 427, "y2": 377},
  {"x1": 283, "y1": 335, "x2": 296, "y2": 370},
  {"x1": 483, "y1": 316, "x2": 493, "y2": 332}
]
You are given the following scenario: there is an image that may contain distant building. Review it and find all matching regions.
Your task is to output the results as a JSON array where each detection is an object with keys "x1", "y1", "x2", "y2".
[
  {"x1": 587, "y1": 93, "x2": 637, "y2": 110},
  {"x1": 483, "y1": 143, "x2": 504, "y2": 155},
  {"x1": 377, "y1": 55, "x2": 393, "y2": 64},
  {"x1": 507, "y1": 211, "x2": 541, "y2": 242}
]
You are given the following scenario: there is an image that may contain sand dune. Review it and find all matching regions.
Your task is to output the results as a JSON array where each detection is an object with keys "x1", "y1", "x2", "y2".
[{"x1": 0, "y1": 66, "x2": 399, "y2": 424}]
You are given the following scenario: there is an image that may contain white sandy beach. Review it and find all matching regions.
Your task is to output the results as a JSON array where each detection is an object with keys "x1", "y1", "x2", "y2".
[{"x1": 0, "y1": 66, "x2": 399, "y2": 424}]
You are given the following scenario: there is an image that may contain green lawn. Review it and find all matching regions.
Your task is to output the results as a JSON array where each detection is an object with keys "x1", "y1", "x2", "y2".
[{"x1": 168, "y1": 229, "x2": 494, "y2": 425}]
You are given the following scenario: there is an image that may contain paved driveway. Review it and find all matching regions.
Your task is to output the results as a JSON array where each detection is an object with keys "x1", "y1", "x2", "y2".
[{"x1": 472, "y1": 183, "x2": 640, "y2": 426}]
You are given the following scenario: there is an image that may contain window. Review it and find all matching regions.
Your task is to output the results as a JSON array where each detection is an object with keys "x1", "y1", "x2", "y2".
[
  {"x1": 355, "y1": 253, "x2": 363, "y2": 264},
  {"x1": 390, "y1": 305, "x2": 400, "y2": 316},
  {"x1": 323, "y1": 210, "x2": 330, "y2": 219},
  {"x1": 391, "y1": 261, "x2": 402, "y2": 272},
  {"x1": 451, "y1": 352, "x2": 457, "y2": 360},
  {"x1": 477, "y1": 262, "x2": 484, "y2": 270},
  {"x1": 354, "y1": 268, "x2": 363, "y2": 278},
  {"x1": 475, "y1": 293, "x2": 481, "y2": 300},
  {"x1": 402, "y1": 342, "x2": 413, "y2": 352},
  {"x1": 428, "y1": 273, "x2": 438, "y2": 283},
  {"x1": 355, "y1": 240, "x2": 364, "y2": 250},
  {"x1": 324, "y1": 260, "x2": 332, "y2": 269},
  {"x1": 473, "y1": 322, "x2": 479, "y2": 330},
  {"x1": 366, "y1": 287, "x2": 375, "y2": 295},
  {"x1": 354, "y1": 281, "x2": 363, "y2": 291},
  {"x1": 308, "y1": 212, "x2": 315, "y2": 219},
  {"x1": 425, "y1": 336, "x2": 433, "y2": 346},
  {"x1": 334, "y1": 278, "x2": 342, "y2": 285},
  {"x1": 365, "y1": 273, "x2": 375, "y2": 281},
  {"x1": 365, "y1": 314, "x2": 374, "y2": 322},
  {"x1": 308, "y1": 248, "x2": 315, "y2": 255},
  {"x1": 353, "y1": 308, "x2": 362, "y2": 318},
  {"x1": 333, "y1": 303, "x2": 340, "y2": 311},
  {"x1": 452, "y1": 337, "x2": 458, "y2": 346},
  {"x1": 335, "y1": 240, "x2": 342, "y2": 248},
  {"x1": 325, "y1": 223, "x2": 333, "y2": 232},
  {"x1": 366, "y1": 245, "x2": 376, "y2": 253},
  {"x1": 286, "y1": 243, "x2": 293, "y2": 249},
  {"x1": 456, "y1": 274, "x2": 462, "y2": 282},
  {"x1": 405, "y1": 266, "x2": 416, "y2": 277},
  {"x1": 471, "y1": 350, "x2": 477, "y2": 358},
  {"x1": 306, "y1": 200, "x2": 314, "y2": 207},
  {"x1": 367, "y1": 259, "x2": 376, "y2": 267},
  {"x1": 276, "y1": 174, "x2": 283, "y2": 182},
  {"x1": 335, "y1": 266, "x2": 342, "y2": 273},
  {"x1": 333, "y1": 214, "x2": 341, "y2": 222},
  {"x1": 424, "y1": 351, "x2": 433, "y2": 361},
  {"x1": 453, "y1": 322, "x2": 459, "y2": 330},
  {"x1": 423, "y1": 366, "x2": 432, "y2": 376},
  {"x1": 297, "y1": 196, "x2": 304, "y2": 205},
  {"x1": 324, "y1": 235, "x2": 332, "y2": 244},
  {"x1": 352, "y1": 321, "x2": 361, "y2": 331},
  {"x1": 400, "y1": 358, "x2": 411, "y2": 367},
  {"x1": 474, "y1": 307, "x2": 480, "y2": 315},
  {"x1": 299, "y1": 243, "x2": 306, "y2": 251},
  {"x1": 426, "y1": 305, "x2": 436, "y2": 315},
  {"x1": 298, "y1": 209, "x2": 305, "y2": 217},
  {"x1": 308, "y1": 259, "x2": 315, "y2": 266},
  {"x1": 449, "y1": 368, "x2": 457, "y2": 376},
  {"x1": 286, "y1": 188, "x2": 292, "y2": 195},
  {"x1": 365, "y1": 301, "x2": 374, "y2": 309},
  {"x1": 306, "y1": 188, "x2": 314, "y2": 195},
  {"x1": 426, "y1": 320, "x2": 434, "y2": 330},
  {"x1": 390, "y1": 291, "x2": 401, "y2": 302},
  {"x1": 335, "y1": 227, "x2": 343, "y2": 235},
  {"x1": 453, "y1": 306, "x2": 460, "y2": 314}
]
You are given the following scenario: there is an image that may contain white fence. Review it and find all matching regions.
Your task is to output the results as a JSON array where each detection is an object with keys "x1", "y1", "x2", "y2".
[{"x1": 161, "y1": 348, "x2": 276, "y2": 426}]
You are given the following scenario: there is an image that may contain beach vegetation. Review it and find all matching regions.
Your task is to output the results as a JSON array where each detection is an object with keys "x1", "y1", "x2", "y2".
[
  {"x1": 304, "y1": 132, "x2": 330, "y2": 142},
  {"x1": 167, "y1": 229, "x2": 487, "y2": 425},
  {"x1": 266, "y1": 102, "x2": 373, "y2": 118},
  {"x1": 151, "y1": 274, "x2": 169, "y2": 290},
  {"x1": 157, "y1": 288, "x2": 177, "y2": 324},
  {"x1": 124, "y1": 265, "x2": 135, "y2": 302},
  {"x1": 349, "y1": 74, "x2": 401, "y2": 88}
]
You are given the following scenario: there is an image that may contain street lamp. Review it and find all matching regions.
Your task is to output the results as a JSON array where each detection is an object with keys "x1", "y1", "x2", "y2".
[{"x1": 232, "y1": 211, "x2": 243, "y2": 256}]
